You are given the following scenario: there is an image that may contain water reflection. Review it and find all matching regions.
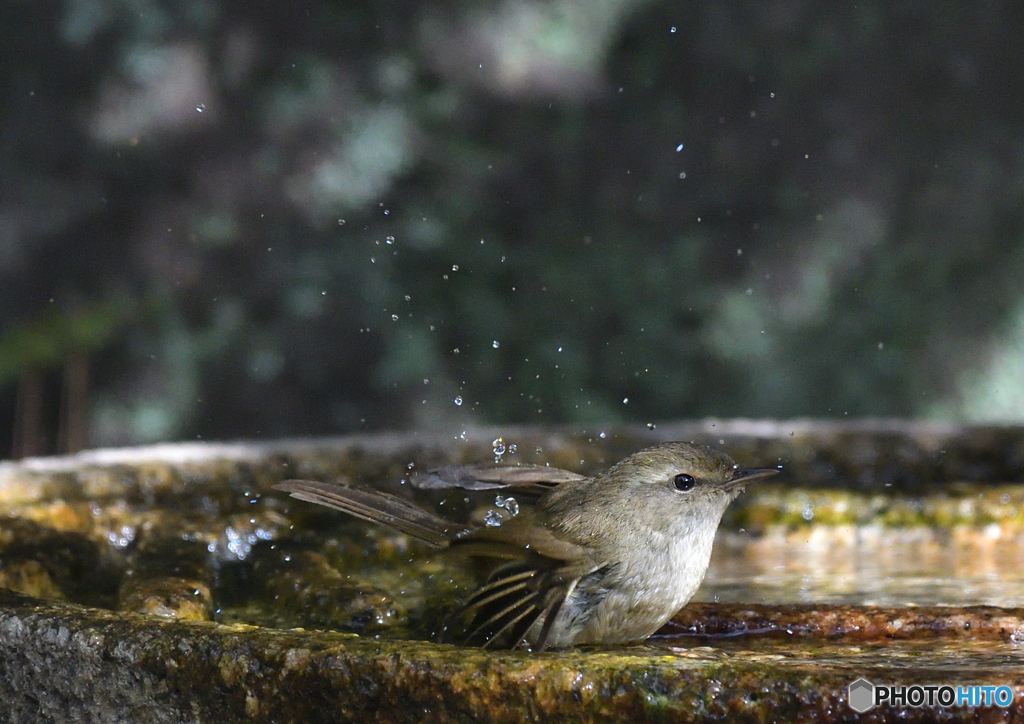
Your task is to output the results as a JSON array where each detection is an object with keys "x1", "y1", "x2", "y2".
[{"x1": 700, "y1": 531, "x2": 1024, "y2": 606}]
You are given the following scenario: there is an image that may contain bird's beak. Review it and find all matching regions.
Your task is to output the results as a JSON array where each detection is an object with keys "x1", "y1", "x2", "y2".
[{"x1": 722, "y1": 467, "x2": 780, "y2": 490}]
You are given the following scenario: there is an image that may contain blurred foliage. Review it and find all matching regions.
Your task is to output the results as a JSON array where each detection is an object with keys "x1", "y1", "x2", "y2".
[
  {"x1": 2, "y1": 0, "x2": 1024, "y2": 453},
  {"x1": 0, "y1": 300, "x2": 135, "y2": 384}
]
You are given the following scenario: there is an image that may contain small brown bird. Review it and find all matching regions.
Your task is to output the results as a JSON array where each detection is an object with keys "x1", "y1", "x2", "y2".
[{"x1": 274, "y1": 442, "x2": 777, "y2": 650}]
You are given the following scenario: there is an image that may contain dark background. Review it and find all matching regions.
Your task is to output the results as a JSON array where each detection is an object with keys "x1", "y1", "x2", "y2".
[{"x1": 3, "y1": 0, "x2": 1024, "y2": 457}]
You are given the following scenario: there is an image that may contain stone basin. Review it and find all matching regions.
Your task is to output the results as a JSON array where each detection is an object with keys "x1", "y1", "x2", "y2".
[{"x1": 2, "y1": 420, "x2": 1024, "y2": 722}]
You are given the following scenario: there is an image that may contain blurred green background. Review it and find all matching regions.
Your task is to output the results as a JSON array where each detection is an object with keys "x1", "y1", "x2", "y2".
[{"x1": 3, "y1": 0, "x2": 1024, "y2": 458}]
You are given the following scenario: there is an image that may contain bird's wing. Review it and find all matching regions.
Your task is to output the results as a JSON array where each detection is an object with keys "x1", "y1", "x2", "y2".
[
  {"x1": 446, "y1": 513, "x2": 604, "y2": 650},
  {"x1": 275, "y1": 479, "x2": 606, "y2": 649},
  {"x1": 273, "y1": 480, "x2": 469, "y2": 547},
  {"x1": 412, "y1": 464, "x2": 587, "y2": 498}
]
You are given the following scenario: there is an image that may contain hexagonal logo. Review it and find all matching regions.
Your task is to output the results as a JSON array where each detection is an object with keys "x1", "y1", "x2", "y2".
[{"x1": 848, "y1": 679, "x2": 875, "y2": 713}]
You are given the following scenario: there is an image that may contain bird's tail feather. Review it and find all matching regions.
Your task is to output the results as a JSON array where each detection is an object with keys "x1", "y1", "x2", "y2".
[{"x1": 274, "y1": 479, "x2": 468, "y2": 547}]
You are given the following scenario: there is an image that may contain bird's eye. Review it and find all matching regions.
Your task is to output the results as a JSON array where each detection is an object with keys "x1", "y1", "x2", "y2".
[{"x1": 673, "y1": 474, "x2": 695, "y2": 491}]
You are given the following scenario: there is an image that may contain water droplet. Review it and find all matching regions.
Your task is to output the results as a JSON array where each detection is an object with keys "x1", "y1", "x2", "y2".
[
  {"x1": 195, "y1": 103, "x2": 206, "y2": 113},
  {"x1": 508, "y1": 443, "x2": 517, "y2": 454},
  {"x1": 494, "y1": 495, "x2": 519, "y2": 516},
  {"x1": 483, "y1": 509, "x2": 503, "y2": 527},
  {"x1": 801, "y1": 503, "x2": 814, "y2": 521},
  {"x1": 337, "y1": 219, "x2": 346, "y2": 225},
  {"x1": 599, "y1": 432, "x2": 606, "y2": 439},
  {"x1": 622, "y1": 397, "x2": 629, "y2": 404},
  {"x1": 452, "y1": 264, "x2": 459, "y2": 271},
  {"x1": 670, "y1": 26, "x2": 677, "y2": 33},
  {"x1": 647, "y1": 422, "x2": 656, "y2": 430},
  {"x1": 679, "y1": 172, "x2": 687, "y2": 179},
  {"x1": 492, "y1": 437, "x2": 506, "y2": 456},
  {"x1": 453, "y1": 396, "x2": 463, "y2": 406},
  {"x1": 675, "y1": 144, "x2": 684, "y2": 152},
  {"x1": 391, "y1": 314, "x2": 399, "y2": 321},
  {"x1": 492, "y1": 340, "x2": 500, "y2": 349},
  {"x1": 745, "y1": 288, "x2": 753, "y2": 295}
]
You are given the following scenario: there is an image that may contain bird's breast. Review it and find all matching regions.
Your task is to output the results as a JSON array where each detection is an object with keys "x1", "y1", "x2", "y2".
[{"x1": 571, "y1": 517, "x2": 720, "y2": 645}]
